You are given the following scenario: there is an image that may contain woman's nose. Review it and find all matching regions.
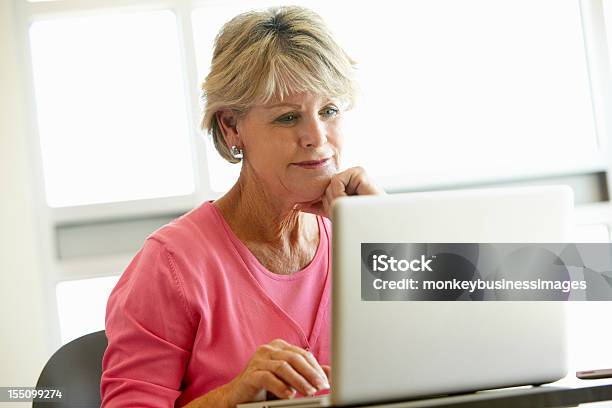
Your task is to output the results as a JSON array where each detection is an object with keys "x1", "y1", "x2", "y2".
[{"x1": 300, "y1": 117, "x2": 328, "y2": 148}]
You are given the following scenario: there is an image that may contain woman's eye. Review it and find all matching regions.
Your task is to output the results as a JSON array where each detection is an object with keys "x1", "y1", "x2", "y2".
[
  {"x1": 321, "y1": 107, "x2": 339, "y2": 117},
  {"x1": 277, "y1": 113, "x2": 297, "y2": 123},
  {"x1": 276, "y1": 107, "x2": 338, "y2": 123}
]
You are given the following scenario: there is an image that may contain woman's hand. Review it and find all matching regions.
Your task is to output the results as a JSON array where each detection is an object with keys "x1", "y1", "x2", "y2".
[
  {"x1": 221, "y1": 338, "x2": 330, "y2": 407},
  {"x1": 297, "y1": 166, "x2": 385, "y2": 218}
]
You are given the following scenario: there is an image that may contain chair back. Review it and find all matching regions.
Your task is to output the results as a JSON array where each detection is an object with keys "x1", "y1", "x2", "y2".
[{"x1": 33, "y1": 330, "x2": 107, "y2": 408}]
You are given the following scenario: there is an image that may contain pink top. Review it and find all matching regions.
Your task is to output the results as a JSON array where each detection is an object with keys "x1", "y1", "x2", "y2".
[{"x1": 101, "y1": 201, "x2": 332, "y2": 407}]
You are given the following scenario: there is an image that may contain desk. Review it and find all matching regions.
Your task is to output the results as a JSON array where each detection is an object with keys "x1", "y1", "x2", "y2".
[{"x1": 347, "y1": 378, "x2": 612, "y2": 407}]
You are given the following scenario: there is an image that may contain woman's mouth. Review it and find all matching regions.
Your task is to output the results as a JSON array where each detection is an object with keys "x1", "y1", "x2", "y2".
[{"x1": 291, "y1": 157, "x2": 331, "y2": 169}]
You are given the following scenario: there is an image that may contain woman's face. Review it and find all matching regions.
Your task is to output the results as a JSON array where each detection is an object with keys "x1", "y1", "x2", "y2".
[{"x1": 237, "y1": 92, "x2": 344, "y2": 204}]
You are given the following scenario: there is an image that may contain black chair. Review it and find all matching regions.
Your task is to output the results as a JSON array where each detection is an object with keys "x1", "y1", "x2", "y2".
[{"x1": 34, "y1": 330, "x2": 107, "y2": 408}]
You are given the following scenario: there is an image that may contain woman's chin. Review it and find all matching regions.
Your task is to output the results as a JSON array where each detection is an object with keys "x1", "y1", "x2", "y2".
[
  {"x1": 286, "y1": 168, "x2": 337, "y2": 202},
  {"x1": 293, "y1": 180, "x2": 331, "y2": 203}
]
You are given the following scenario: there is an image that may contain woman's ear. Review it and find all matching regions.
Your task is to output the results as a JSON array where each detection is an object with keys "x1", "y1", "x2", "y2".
[{"x1": 216, "y1": 110, "x2": 240, "y2": 149}]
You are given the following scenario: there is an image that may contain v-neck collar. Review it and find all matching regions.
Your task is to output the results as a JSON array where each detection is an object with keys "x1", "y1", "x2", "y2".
[{"x1": 206, "y1": 201, "x2": 331, "y2": 349}]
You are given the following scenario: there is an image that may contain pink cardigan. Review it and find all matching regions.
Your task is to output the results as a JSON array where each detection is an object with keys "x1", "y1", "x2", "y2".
[{"x1": 101, "y1": 201, "x2": 332, "y2": 407}]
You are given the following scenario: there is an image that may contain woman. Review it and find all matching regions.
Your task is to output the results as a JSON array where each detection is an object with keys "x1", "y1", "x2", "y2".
[{"x1": 101, "y1": 6, "x2": 384, "y2": 407}]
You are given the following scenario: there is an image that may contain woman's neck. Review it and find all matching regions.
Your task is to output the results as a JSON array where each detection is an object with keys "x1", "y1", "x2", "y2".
[{"x1": 212, "y1": 170, "x2": 317, "y2": 248}]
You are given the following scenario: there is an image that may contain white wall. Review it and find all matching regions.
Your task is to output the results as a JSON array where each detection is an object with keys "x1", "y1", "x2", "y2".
[{"x1": 0, "y1": 0, "x2": 50, "y2": 399}]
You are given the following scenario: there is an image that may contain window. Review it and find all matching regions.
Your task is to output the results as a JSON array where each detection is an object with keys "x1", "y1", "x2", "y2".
[
  {"x1": 192, "y1": 0, "x2": 601, "y2": 193},
  {"x1": 56, "y1": 275, "x2": 119, "y2": 344},
  {"x1": 29, "y1": 10, "x2": 196, "y2": 207},
  {"x1": 326, "y1": 0, "x2": 599, "y2": 188}
]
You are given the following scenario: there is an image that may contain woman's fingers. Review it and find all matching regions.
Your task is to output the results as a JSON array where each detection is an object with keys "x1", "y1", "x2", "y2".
[
  {"x1": 228, "y1": 339, "x2": 331, "y2": 405},
  {"x1": 324, "y1": 167, "x2": 383, "y2": 208},
  {"x1": 260, "y1": 339, "x2": 328, "y2": 394},
  {"x1": 270, "y1": 349, "x2": 328, "y2": 391},
  {"x1": 251, "y1": 370, "x2": 296, "y2": 400},
  {"x1": 297, "y1": 167, "x2": 384, "y2": 218},
  {"x1": 326, "y1": 176, "x2": 347, "y2": 203},
  {"x1": 332, "y1": 167, "x2": 385, "y2": 197},
  {"x1": 316, "y1": 167, "x2": 384, "y2": 218},
  {"x1": 277, "y1": 346, "x2": 329, "y2": 389},
  {"x1": 321, "y1": 365, "x2": 332, "y2": 385},
  {"x1": 258, "y1": 359, "x2": 319, "y2": 396},
  {"x1": 228, "y1": 339, "x2": 332, "y2": 405},
  {"x1": 300, "y1": 351, "x2": 329, "y2": 386}
]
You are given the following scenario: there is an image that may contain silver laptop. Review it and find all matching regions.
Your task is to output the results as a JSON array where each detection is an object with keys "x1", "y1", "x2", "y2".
[{"x1": 239, "y1": 186, "x2": 573, "y2": 408}]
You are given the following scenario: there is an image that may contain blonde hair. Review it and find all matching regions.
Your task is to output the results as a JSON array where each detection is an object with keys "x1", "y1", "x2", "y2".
[{"x1": 201, "y1": 6, "x2": 358, "y2": 163}]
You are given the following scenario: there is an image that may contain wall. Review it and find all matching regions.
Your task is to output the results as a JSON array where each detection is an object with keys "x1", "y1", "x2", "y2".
[{"x1": 0, "y1": 0, "x2": 50, "y2": 401}]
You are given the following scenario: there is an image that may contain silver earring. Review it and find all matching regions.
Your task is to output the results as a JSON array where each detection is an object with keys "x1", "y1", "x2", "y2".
[{"x1": 230, "y1": 145, "x2": 243, "y2": 160}]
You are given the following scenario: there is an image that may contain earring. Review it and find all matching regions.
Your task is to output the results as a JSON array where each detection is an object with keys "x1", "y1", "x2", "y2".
[{"x1": 230, "y1": 145, "x2": 243, "y2": 160}]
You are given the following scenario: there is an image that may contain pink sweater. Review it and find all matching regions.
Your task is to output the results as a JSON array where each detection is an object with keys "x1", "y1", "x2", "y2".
[{"x1": 101, "y1": 201, "x2": 331, "y2": 407}]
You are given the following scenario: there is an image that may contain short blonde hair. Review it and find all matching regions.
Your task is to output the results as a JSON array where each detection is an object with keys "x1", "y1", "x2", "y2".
[{"x1": 201, "y1": 6, "x2": 358, "y2": 163}]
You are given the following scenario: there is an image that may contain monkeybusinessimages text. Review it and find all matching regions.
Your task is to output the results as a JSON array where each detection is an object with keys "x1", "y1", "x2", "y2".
[{"x1": 371, "y1": 254, "x2": 587, "y2": 293}]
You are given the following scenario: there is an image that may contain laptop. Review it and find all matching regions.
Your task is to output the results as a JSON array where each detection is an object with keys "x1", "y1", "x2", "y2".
[{"x1": 238, "y1": 185, "x2": 573, "y2": 407}]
